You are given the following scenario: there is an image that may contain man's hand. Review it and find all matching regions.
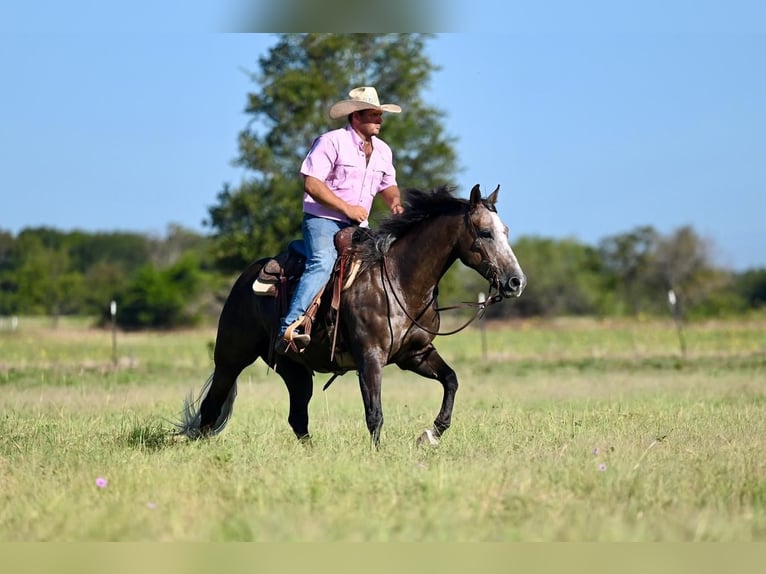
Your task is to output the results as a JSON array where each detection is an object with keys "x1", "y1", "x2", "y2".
[{"x1": 344, "y1": 204, "x2": 369, "y2": 223}]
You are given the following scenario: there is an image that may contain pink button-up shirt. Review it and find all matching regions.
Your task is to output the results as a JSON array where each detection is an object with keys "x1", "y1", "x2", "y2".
[{"x1": 300, "y1": 125, "x2": 397, "y2": 226}]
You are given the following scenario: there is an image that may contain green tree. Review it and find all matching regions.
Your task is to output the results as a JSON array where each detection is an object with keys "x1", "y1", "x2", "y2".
[
  {"x1": 147, "y1": 224, "x2": 213, "y2": 269},
  {"x1": 206, "y1": 33, "x2": 459, "y2": 272},
  {"x1": 67, "y1": 230, "x2": 151, "y2": 275},
  {"x1": 12, "y1": 233, "x2": 85, "y2": 321},
  {"x1": 0, "y1": 230, "x2": 17, "y2": 314},
  {"x1": 82, "y1": 261, "x2": 129, "y2": 315},
  {"x1": 734, "y1": 268, "x2": 766, "y2": 309},
  {"x1": 598, "y1": 226, "x2": 660, "y2": 315},
  {"x1": 116, "y1": 254, "x2": 205, "y2": 329},
  {"x1": 497, "y1": 236, "x2": 606, "y2": 318},
  {"x1": 648, "y1": 225, "x2": 725, "y2": 316}
]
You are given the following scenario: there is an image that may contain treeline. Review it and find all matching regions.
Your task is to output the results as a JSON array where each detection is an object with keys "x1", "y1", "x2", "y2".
[
  {"x1": 1, "y1": 222, "x2": 764, "y2": 329},
  {"x1": 0, "y1": 225, "x2": 228, "y2": 329},
  {"x1": 456, "y1": 224, "x2": 766, "y2": 320}
]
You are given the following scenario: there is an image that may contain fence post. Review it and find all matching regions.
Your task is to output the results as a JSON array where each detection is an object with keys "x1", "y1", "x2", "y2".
[
  {"x1": 110, "y1": 300, "x2": 118, "y2": 366},
  {"x1": 667, "y1": 289, "x2": 687, "y2": 358}
]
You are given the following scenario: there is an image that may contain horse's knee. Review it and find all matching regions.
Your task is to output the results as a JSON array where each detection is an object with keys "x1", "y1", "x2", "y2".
[{"x1": 442, "y1": 371, "x2": 458, "y2": 395}]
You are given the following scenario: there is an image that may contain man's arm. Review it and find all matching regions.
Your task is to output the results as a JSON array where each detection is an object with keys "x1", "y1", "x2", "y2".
[
  {"x1": 379, "y1": 185, "x2": 404, "y2": 215},
  {"x1": 304, "y1": 175, "x2": 369, "y2": 223}
]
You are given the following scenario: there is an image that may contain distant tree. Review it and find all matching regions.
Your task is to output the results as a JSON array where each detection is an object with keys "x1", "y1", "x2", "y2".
[
  {"x1": 0, "y1": 230, "x2": 17, "y2": 314},
  {"x1": 67, "y1": 230, "x2": 151, "y2": 275},
  {"x1": 82, "y1": 261, "x2": 129, "y2": 315},
  {"x1": 490, "y1": 236, "x2": 605, "y2": 318},
  {"x1": 206, "y1": 33, "x2": 459, "y2": 272},
  {"x1": 116, "y1": 254, "x2": 205, "y2": 329},
  {"x1": 12, "y1": 234, "x2": 85, "y2": 321},
  {"x1": 147, "y1": 224, "x2": 213, "y2": 269},
  {"x1": 598, "y1": 226, "x2": 660, "y2": 315},
  {"x1": 0, "y1": 230, "x2": 13, "y2": 269},
  {"x1": 734, "y1": 268, "x2": 766, "y2": 309},
  {"x1": 648, "y1": 225, "x2": 724, "y2": 316}
]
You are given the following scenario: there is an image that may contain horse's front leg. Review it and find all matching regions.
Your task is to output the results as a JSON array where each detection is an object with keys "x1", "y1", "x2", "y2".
[
  {"x1": 357, "y1": 354, "x2": 386, "y2": 448},
  {"x1": 399, "y1": 345, "x2": 458, "y2": 446}
]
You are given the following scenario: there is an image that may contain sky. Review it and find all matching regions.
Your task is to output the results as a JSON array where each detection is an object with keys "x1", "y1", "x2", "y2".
[{"x1": 1, "y1": 2, "x2": 764, "y2": 271}]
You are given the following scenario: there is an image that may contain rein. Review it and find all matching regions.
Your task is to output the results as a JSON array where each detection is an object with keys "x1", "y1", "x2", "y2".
[
  {"x1": 379, "y1": 206, "x2": 506, "y2": 337},
  {"x1": 380, "y1": 255, "x2": 503, "y2": 337}
]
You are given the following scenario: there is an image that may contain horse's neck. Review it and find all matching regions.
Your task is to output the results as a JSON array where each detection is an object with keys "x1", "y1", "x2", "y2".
[{"x1": 387, "y1": 217, "x2": 460, "y2": 297}]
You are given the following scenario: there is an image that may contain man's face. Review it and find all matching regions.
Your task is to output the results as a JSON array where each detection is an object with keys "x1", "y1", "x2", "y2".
[{"x1": 353, "y1": 109, "x2": 384, "y2": 138}]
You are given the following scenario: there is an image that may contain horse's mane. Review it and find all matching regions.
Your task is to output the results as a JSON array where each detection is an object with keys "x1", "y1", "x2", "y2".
[{"x1": 358, "y1": 185, "x2": 468, "y2": 263}]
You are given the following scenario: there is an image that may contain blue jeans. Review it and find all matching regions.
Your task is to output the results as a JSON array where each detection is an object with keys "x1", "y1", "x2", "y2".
[{"x1": 279, "y1": 214, "x2": 351, "y2": 336}]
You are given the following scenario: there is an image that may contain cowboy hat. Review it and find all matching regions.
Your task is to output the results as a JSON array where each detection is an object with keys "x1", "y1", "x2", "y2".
[{"x1": 328, "y1": 86, "x2": 402, "y2": 120}]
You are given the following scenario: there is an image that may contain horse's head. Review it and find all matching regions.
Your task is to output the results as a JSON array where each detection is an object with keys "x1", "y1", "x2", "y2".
[{"x1": 459, "y1": 184, "x2": 527, "y2": 298}]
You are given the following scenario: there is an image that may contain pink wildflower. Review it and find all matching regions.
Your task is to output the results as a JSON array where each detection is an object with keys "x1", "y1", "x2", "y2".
[{"x1": 95, "y1": 477, "x2": 108, "y2": 488}]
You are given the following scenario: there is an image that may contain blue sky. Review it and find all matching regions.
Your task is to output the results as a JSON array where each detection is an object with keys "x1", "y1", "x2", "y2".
[{"x1": 1, "y1": 2, "x2": 764, "y2": 270}]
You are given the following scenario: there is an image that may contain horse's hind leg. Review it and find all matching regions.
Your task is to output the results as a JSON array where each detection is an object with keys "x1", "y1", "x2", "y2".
[
  {"x1": 274, "y1": 358, "x2": 314, "y2": 440},
  {"x1": 198, "y1": 365, "x2": 242, "y2": 434},
  {"x1": 198, "y1": 324, "x2": 265, "y2": 435},
  {"x1": 399, "y1": 345, "x2": 458, "y2": 445}
]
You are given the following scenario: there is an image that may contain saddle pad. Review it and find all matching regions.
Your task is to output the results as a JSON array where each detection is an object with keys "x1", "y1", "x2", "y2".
[{"x1": 252, "y1": 279, "x2": 276, "y2": 295}]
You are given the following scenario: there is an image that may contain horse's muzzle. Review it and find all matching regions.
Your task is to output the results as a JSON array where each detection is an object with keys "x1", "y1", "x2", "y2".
[{"x1": 500, "y1": 273, "x2": 527, "y2": 298}]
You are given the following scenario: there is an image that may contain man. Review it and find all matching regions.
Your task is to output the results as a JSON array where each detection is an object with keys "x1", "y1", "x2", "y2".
[{"x1": 275, "y1": 86, "x2": 404, "y2": 355}]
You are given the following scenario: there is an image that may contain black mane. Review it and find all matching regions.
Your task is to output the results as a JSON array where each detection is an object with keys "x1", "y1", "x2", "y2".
[{"x1": 358, "y1": 186, "x2": 467, "y2": 263}]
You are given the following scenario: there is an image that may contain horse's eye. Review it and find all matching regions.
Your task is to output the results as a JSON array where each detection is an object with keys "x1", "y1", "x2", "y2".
[{"x1": 478, "y1": 229, "x2": 493, "y2": 240}]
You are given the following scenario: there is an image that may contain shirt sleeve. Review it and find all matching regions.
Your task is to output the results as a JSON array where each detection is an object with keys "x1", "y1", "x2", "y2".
[
  {"x1": 376, "y1": 141, "x2": 397, "y2": 191},
  {"x1": 300, "y1": 134, "x2": 337, "y2": 181},
  {"x1": 379, "y1": 165, "x2": 397, "y2": 191}
]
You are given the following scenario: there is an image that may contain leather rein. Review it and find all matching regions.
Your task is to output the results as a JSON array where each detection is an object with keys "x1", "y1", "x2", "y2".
[{"x1": 380, "y1": 209, "x2": 504, "y2": 337}]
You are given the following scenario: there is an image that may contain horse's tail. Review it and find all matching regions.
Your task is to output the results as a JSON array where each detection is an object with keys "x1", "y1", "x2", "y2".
[{"x1": 173, "y1": 373, "x2": 238, "y2": 439}]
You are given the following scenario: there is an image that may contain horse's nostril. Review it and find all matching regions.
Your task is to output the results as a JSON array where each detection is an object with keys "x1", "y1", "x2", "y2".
[{"x1": 510, "y1": 276, "x2": 521, "y2": 289}]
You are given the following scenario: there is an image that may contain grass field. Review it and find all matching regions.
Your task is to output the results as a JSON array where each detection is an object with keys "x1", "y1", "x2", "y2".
[{"x1": 1, "y1": 314, "x2": 765, "y2": 541}]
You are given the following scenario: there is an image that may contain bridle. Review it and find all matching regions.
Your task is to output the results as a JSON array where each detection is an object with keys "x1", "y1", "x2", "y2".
[
  {"x1": 465, "y1": 207, "x2": 503, "y2": 292},
  {"x1": 380, "y1": 204, "x2": 504, "y2": 337}
]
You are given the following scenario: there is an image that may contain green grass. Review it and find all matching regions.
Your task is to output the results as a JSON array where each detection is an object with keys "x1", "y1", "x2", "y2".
[{"x1": 0, "y1": 315, "x2": 765, "y2": 541}]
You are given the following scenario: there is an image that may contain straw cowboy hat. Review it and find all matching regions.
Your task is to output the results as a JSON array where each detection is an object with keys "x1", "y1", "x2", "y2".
[{"x1": 329, "y1": 86, "x2": 402, "y2": 120}]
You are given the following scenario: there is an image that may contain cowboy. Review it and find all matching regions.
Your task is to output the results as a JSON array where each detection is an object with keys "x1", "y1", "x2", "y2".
[{"x1": 275, "y1": 86, "x2": 404, "y2": 355}]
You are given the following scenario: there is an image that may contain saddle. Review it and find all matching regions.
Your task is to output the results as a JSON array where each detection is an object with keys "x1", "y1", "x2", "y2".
[
  {"x1": 253, "y1": 227, "x2": 366, "y2": 361},
  {"x1": 252, "y1": 240, "x2": 307, "y2": 297}
]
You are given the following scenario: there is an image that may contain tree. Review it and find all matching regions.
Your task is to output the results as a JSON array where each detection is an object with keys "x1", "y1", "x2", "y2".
[
  {"x1": 67, "y1": 230, "x2": 151, "y2": 275},
  {"x1": 147, "y1": 224, "x2": 213, "y2": 269},
  {"x1": 12, "y1": 233, "x2": 85, "y2": 321},
  {"x1": 598, "y1": 226, "x2": 660, "y2": 315},
  {"x1": 0, "y1": 230, "x2": 17, "y2": 314},
  {"x1": 490, "y1": 236, "x2": 606, "y2": 318},
  {"x1": 116, "y1": 254, "x2": 205, "y2": 329},
  {"x1": 206, "y1": 33, "x2": 459, "y2": 272},
  {"x1": 735, "y1": 268, "x2": 766, "y2": 309},
  {"x1": 646, "y1": 225, "x2": 728, "y2": 317}
]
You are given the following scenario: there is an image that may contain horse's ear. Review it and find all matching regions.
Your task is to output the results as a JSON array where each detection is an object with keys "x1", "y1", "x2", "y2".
[
  {"x1": 486, "y1": 185, "x2": 500, "y2": 207},
  {"x1": 469, "y1": 184, "x2": 482, "y2": 207}
]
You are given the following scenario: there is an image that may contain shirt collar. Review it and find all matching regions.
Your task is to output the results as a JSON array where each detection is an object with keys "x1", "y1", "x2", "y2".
[{"x1": 346, "y1": 124, "x2": 375, "y2": 151}]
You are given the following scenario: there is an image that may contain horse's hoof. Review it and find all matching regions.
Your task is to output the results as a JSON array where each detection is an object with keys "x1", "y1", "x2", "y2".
[{"x1": 416, "y1": 429, "x2": 440, "y2": 447}]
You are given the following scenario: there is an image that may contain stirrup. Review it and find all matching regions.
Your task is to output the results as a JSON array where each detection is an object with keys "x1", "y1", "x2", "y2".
[
  {"x1": 274, "y1": 333, "x2": 311, "y2": 355},
  {"x1": 275, "y1": 317, "x2": 311, "y2": 354}
]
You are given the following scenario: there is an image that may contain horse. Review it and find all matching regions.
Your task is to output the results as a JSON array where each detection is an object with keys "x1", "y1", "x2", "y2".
[{"x1": 175, "y1": 184, "x2": 526, "y2": 447}]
